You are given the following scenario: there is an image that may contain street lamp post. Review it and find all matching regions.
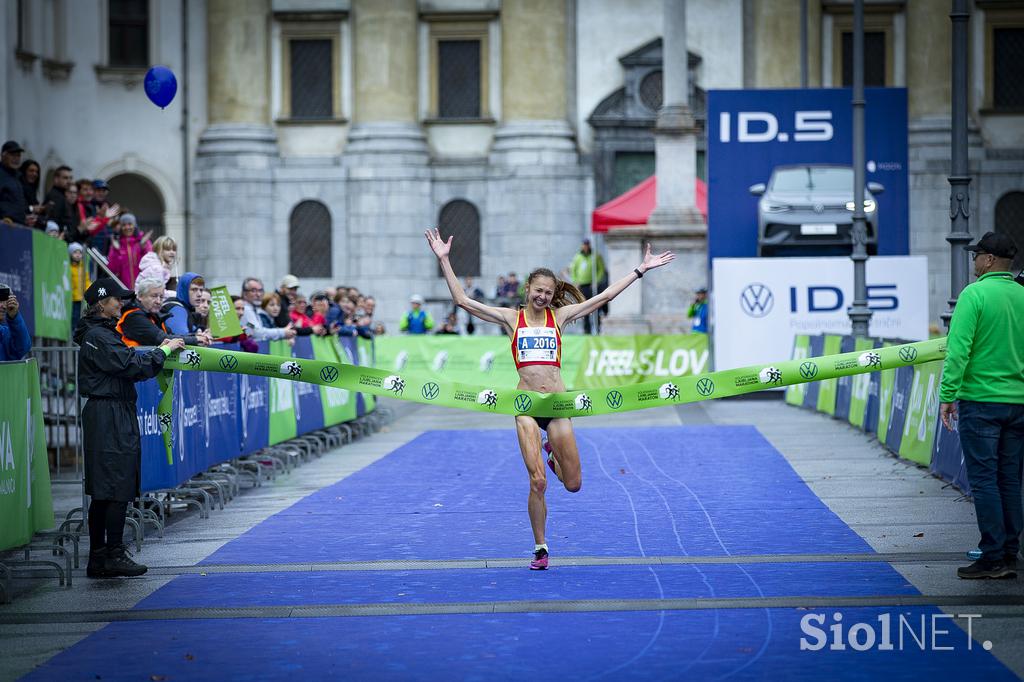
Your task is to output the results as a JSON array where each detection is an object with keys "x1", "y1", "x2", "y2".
[
  {"x1": 848, "y1": 0, "x2": 872, "y2": 337},
  {"x1": 943, "y1": 0, "x2": 972, "y2": 329}
]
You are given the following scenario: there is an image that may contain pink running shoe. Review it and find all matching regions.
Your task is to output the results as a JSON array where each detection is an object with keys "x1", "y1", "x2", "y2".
[
  {"x1": 530, "y1": 547, "x2": 549, "y2": 570},
  {"x1": 542, "y1": 439, "x2": 556, "y2": 475}
]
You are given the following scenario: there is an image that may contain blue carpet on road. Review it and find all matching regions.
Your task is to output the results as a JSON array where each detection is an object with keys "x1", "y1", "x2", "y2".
[{"x1": 25, "y1": 426, "x2": 1017, "y2": 681}]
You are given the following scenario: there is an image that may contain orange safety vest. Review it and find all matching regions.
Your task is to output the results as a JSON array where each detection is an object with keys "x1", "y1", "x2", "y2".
[{"x1": 116, "y1": 306, "x2": 168, "y2": 348}]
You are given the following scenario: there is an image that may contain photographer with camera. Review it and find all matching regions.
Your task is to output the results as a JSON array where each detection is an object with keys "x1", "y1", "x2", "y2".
[{"x1": 0, "y1": 285, "x2": 31, "y2": 361}]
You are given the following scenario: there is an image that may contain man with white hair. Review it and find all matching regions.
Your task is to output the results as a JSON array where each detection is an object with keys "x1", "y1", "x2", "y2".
[
  {"x1": 240, "y1": 276, "x2": 296, "y2": 342},
  {"x1": 115, "y1": 272, "x2": 211, "y2": 348}
]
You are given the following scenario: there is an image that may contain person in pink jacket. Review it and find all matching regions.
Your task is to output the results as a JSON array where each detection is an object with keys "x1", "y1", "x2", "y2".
[{"x1": 106, "y1": 213, "x2": 151, "y2": 287}]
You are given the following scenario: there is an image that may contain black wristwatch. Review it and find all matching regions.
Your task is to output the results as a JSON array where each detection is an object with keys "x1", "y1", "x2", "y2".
[{"x1": 634, "y1": 268, "x2": 644, "y2": 279}]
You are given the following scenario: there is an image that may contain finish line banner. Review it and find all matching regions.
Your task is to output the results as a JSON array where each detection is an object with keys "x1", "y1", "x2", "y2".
[{"x1": 164, "y1": 338, "x2": 946, "y2": 419}]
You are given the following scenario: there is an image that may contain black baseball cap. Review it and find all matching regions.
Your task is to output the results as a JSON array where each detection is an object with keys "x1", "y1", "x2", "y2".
[
  {"x1": 2, "y1": 140, "x2": 25, "y2": 154},
  {"x1": 964, "y1": 231, "x2": 1018, "y2": 259},
  {"x1": 85, "y1": 278, "x2": 133, "y2": 306}
]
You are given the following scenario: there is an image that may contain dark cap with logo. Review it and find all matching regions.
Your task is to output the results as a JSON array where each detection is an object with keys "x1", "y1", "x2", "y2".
[
  {"x1": 84, "y1": 278, "x2": 133, "y2": 306},
  {"x1": 964, "y1": 231, "x2": 1018, "y2": 259},
  {"x1": 2, "y1": 140, "x2": 25, "y2": 154}
]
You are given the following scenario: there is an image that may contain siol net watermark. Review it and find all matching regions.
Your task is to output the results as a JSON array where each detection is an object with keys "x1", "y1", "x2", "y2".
[{"x1": 800, "y1": 612, "x2": 991, "y2": 652}]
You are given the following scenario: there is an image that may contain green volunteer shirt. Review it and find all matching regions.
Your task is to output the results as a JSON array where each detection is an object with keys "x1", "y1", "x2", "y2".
[
  {"x1": 939, "y1": 271, "x2": 1024, "y2": 404},
  {"x1": 570, "y1": 252, "x2": 606, "y2": 287}
]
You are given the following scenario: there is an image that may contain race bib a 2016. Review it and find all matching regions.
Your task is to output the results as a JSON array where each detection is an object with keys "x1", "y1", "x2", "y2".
[{"x1": 517, "y1": 327, "x2": 559, "y2": 364}]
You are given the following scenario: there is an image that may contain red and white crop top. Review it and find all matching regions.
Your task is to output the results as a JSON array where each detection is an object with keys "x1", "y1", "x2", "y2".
[{"x1": 511, "y1": 308, "x2": 562, "y2": 369}]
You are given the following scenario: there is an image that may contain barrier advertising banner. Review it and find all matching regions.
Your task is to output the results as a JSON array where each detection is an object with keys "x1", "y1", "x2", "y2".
[
  {"x1": 0, "y1": 225, "x2": 37, "y2": 336},
  {"x1": 30, "y1": 231, "x2": 71, "y2": 341},
  {"x1": 898, "y1": 360, "x2": 944, "y2": 465},
  {"x1": 711, "y1": 256, "x2": 928, "y2": 371},
  {"x1": 846, "y1": 337, "x2": 877, "y2": 428},
  {"x1": 0, "y1": 360, "x2": 54, "y2": 551},
  {"x1": 784, "y1": 334, "x2": 811, "y2": 406},
  {"x1": 707, "y1": 87, "x2": 908, "y2": 260}
]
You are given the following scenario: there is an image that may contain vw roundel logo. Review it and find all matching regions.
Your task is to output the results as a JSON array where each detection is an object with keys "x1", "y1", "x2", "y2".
[
  {"x1": 219, "y1": 355, "x2": 238, "y2": 371},
  {"x1": 514, "y1": 394, "x2": 533, "y2": 413},
  {"x1": 739, "y1": 283, "x2": 774, "y2": 318},
  {"x1": 813, "y1": 203, "x2": 825, "y2": 214},
  {"x1": 319, "y1": 366, "x2": 339, "y2": 383},
  {"x1": 605, "y1": 390, "x2": 624, "y2": 409},
  {"x1": 898, "y1": 346, "x2": 918, "y2": 363},
  {"x1": 696, "y1": 378, "x2": 714, "y2": 397},
  {"x1": 799, "y1": 362, "x2": 818, "y2": 380},
  {"x1": 421, "y1": 382, "x2": 440, "y2": 400}
]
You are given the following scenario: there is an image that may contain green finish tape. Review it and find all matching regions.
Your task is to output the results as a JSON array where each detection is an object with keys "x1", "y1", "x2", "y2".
[{"x1": 161, "y1": 338, "x2": 947, "y2": 419}]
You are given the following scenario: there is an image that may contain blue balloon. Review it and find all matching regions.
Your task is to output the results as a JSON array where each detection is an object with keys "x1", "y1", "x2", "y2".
[{"x1": 144, "y1": 66, "x2": 177, "y2": 109}]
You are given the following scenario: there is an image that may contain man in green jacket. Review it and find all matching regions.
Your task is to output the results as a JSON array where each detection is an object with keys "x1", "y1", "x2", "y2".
[
  {"x1": 568, "y1": 239, "x2": 606, "y2": 334},
  {"x1": 939, "y1": 231, "x2": 1024, "y2": 580}
]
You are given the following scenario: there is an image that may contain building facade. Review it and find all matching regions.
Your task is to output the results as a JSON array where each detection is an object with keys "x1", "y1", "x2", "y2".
[{"x1": 3, "y1": 0, "x2": 1022, "y2": 330}]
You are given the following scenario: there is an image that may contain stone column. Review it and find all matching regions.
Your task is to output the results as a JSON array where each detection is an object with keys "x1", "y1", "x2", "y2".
[
  {"x1": 343, "y1": 0, "x2": 431, "y2": 328},
  {"x1": 604, "y1": 0, "x2": 706, "y2": 335},
  {"x1": 194, "y1": 0, "x2": 279, "y2": 282},
  {"x1": 345, "y1": 0, "x2": 427, "y2": 162},
  {"x1": 489, "y1": 0, "x2": 576, "y2": 165}
]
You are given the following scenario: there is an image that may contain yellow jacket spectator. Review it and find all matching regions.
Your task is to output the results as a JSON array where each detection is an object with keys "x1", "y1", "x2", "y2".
[{"x1": 69, "y1": 242, "x2": 91, "y2": 330}]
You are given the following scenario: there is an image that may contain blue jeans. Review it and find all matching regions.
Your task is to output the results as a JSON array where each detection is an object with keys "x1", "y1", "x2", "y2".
[{"x1": 957, "y1": 400, "x2": 1024, "y2": 563}]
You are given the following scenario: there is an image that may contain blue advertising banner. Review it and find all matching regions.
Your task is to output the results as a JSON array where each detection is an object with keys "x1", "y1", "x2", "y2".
[
  {"x1": 0, "y1": 224, "x2": 36, "y2": 335},
  {"x1": 802, "y1": 335, "x2": 825, "y2": 410},
  {"x1": 137, "y1": 378, "x2": 170, "y2": 492},
  {"x1": 860, "y1": 340, "x2": 884, "y2": 435},
  {"x1": 707, "y1": 88, "x2": 908, "y2": 260},
  {"x1": 203, "y1": 370, "x2": 240, "y2": 465},
  {"x1": 931, "y1": 416, "x2": 970, "y2": 494},
  {"x1": 883, "y1": 364, "x2": 915, "y2": 453},
  {"x1": 291, "y1": 336, "x2": 325, "y2": 434},
  {"x1": 833, "y1": 335, "x2": 856, "y2": 420}
]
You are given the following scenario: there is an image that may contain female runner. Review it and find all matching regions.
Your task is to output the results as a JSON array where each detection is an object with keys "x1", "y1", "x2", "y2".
[{"x1": 425, "y1": 228, "x2": 675, "y2": 569}]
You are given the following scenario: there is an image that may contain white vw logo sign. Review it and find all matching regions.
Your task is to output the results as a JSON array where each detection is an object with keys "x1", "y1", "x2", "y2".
[{"x1": 739, "y1": 283, "x2": 774, "y2": 318}]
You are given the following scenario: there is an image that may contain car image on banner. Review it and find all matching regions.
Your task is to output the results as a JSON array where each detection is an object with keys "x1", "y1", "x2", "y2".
[{"x1": 750, "y1": 164, "x2": 885, "y2": 256}]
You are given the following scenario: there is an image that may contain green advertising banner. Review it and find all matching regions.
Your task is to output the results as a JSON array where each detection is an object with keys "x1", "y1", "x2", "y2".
[
  {"x1": 571, "y1": 334, "x2": 709, "y2": 389},
  {"x1": 0, "y1": 360, "x2": 55, "y2": 552},
  {"x1": 31, "y1": 231, "x2": 71, "y2": 341},
  {"x1": 875, "y1": 343, "x2": 897, "y2": 441},
  {"x1": 847, "y1": 337, "x2": 876, "y2": 428},
  {"x1": 163, "y1": 337, "x2": 947, "y2": 420},
  {"x1": 373, "y1": 334, "x2": 710, "y2": 391},
  {"x1": 785, "y1": 335, "x2": 811, "y2": 406},
  {"x1": 898, "y1": 360, "x2": 944, "y2": 465},
  {"x1": 313, "y1": 336, "x2": 357, "y2": 425},
  {"x1": 815, "y1": 335, "x2": 844, "y2": 415},
  {"x1": 207, "y1": 285, "x2": 243, "y2": 339},
  {"x1": 267, "y1": 340, "x2": 297, "y2": 445},
  {"x1": 356, "y1": 337, "x2": 375, "y2": 413}
]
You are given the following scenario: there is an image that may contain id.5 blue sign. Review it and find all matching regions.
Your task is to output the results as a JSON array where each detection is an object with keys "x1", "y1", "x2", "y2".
[{"x1": 707, "y1": 88, "x2": 908, "y2": 260}]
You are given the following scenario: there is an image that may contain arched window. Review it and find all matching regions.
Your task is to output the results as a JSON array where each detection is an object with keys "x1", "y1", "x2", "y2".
[
  {"x1": 995, "y1": 191, "x2": 1024, "y2": 272},
  {"x1": 437, "y1": 199, "x2": 481, "y2": 277},
  {"x1": 107, "y1": 173, "x2": 165, "y2": 237},
  {"x1": 289, "y1": 201, "x2": 332, "y2": 277}
]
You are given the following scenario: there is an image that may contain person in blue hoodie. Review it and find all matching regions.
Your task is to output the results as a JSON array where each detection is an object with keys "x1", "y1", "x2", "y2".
[
  {"x1": 0, "y1": 288, "x2": 31, "y2": 361},
  {"x1": 161, "y1": 272, "x2": 206, "y2": 334}
]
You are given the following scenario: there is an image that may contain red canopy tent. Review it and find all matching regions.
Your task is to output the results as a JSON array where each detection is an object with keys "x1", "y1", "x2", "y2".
[{"x1": 591, "y1": 175, "x2": 707, "y2": 232}]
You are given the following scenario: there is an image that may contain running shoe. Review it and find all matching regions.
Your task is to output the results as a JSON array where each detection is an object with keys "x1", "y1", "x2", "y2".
[
  {"x1": 542, "y1": 439, "x2": 556, "y2": 475},
  {"x1": 530, "y1": 547, "x2": 549, "y2": 570}
]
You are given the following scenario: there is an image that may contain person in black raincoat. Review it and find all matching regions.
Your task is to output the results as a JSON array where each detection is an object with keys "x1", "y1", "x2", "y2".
[{"x1": 74, "y1": 277, "x2": 185, "y2": 578}]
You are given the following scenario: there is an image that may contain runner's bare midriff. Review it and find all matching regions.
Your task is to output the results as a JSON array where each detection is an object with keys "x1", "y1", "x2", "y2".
[{"x1": 516, "y1": 364, "x2": 565, "y2": 394}]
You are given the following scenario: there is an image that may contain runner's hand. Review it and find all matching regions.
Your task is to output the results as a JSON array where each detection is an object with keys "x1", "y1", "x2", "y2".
[
  {"x1": 638, "y1": 242, "x2": 675, "y2": 273},
  {"x1": 425, "y1": 227, "x2": 452, "y2": 260}
]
